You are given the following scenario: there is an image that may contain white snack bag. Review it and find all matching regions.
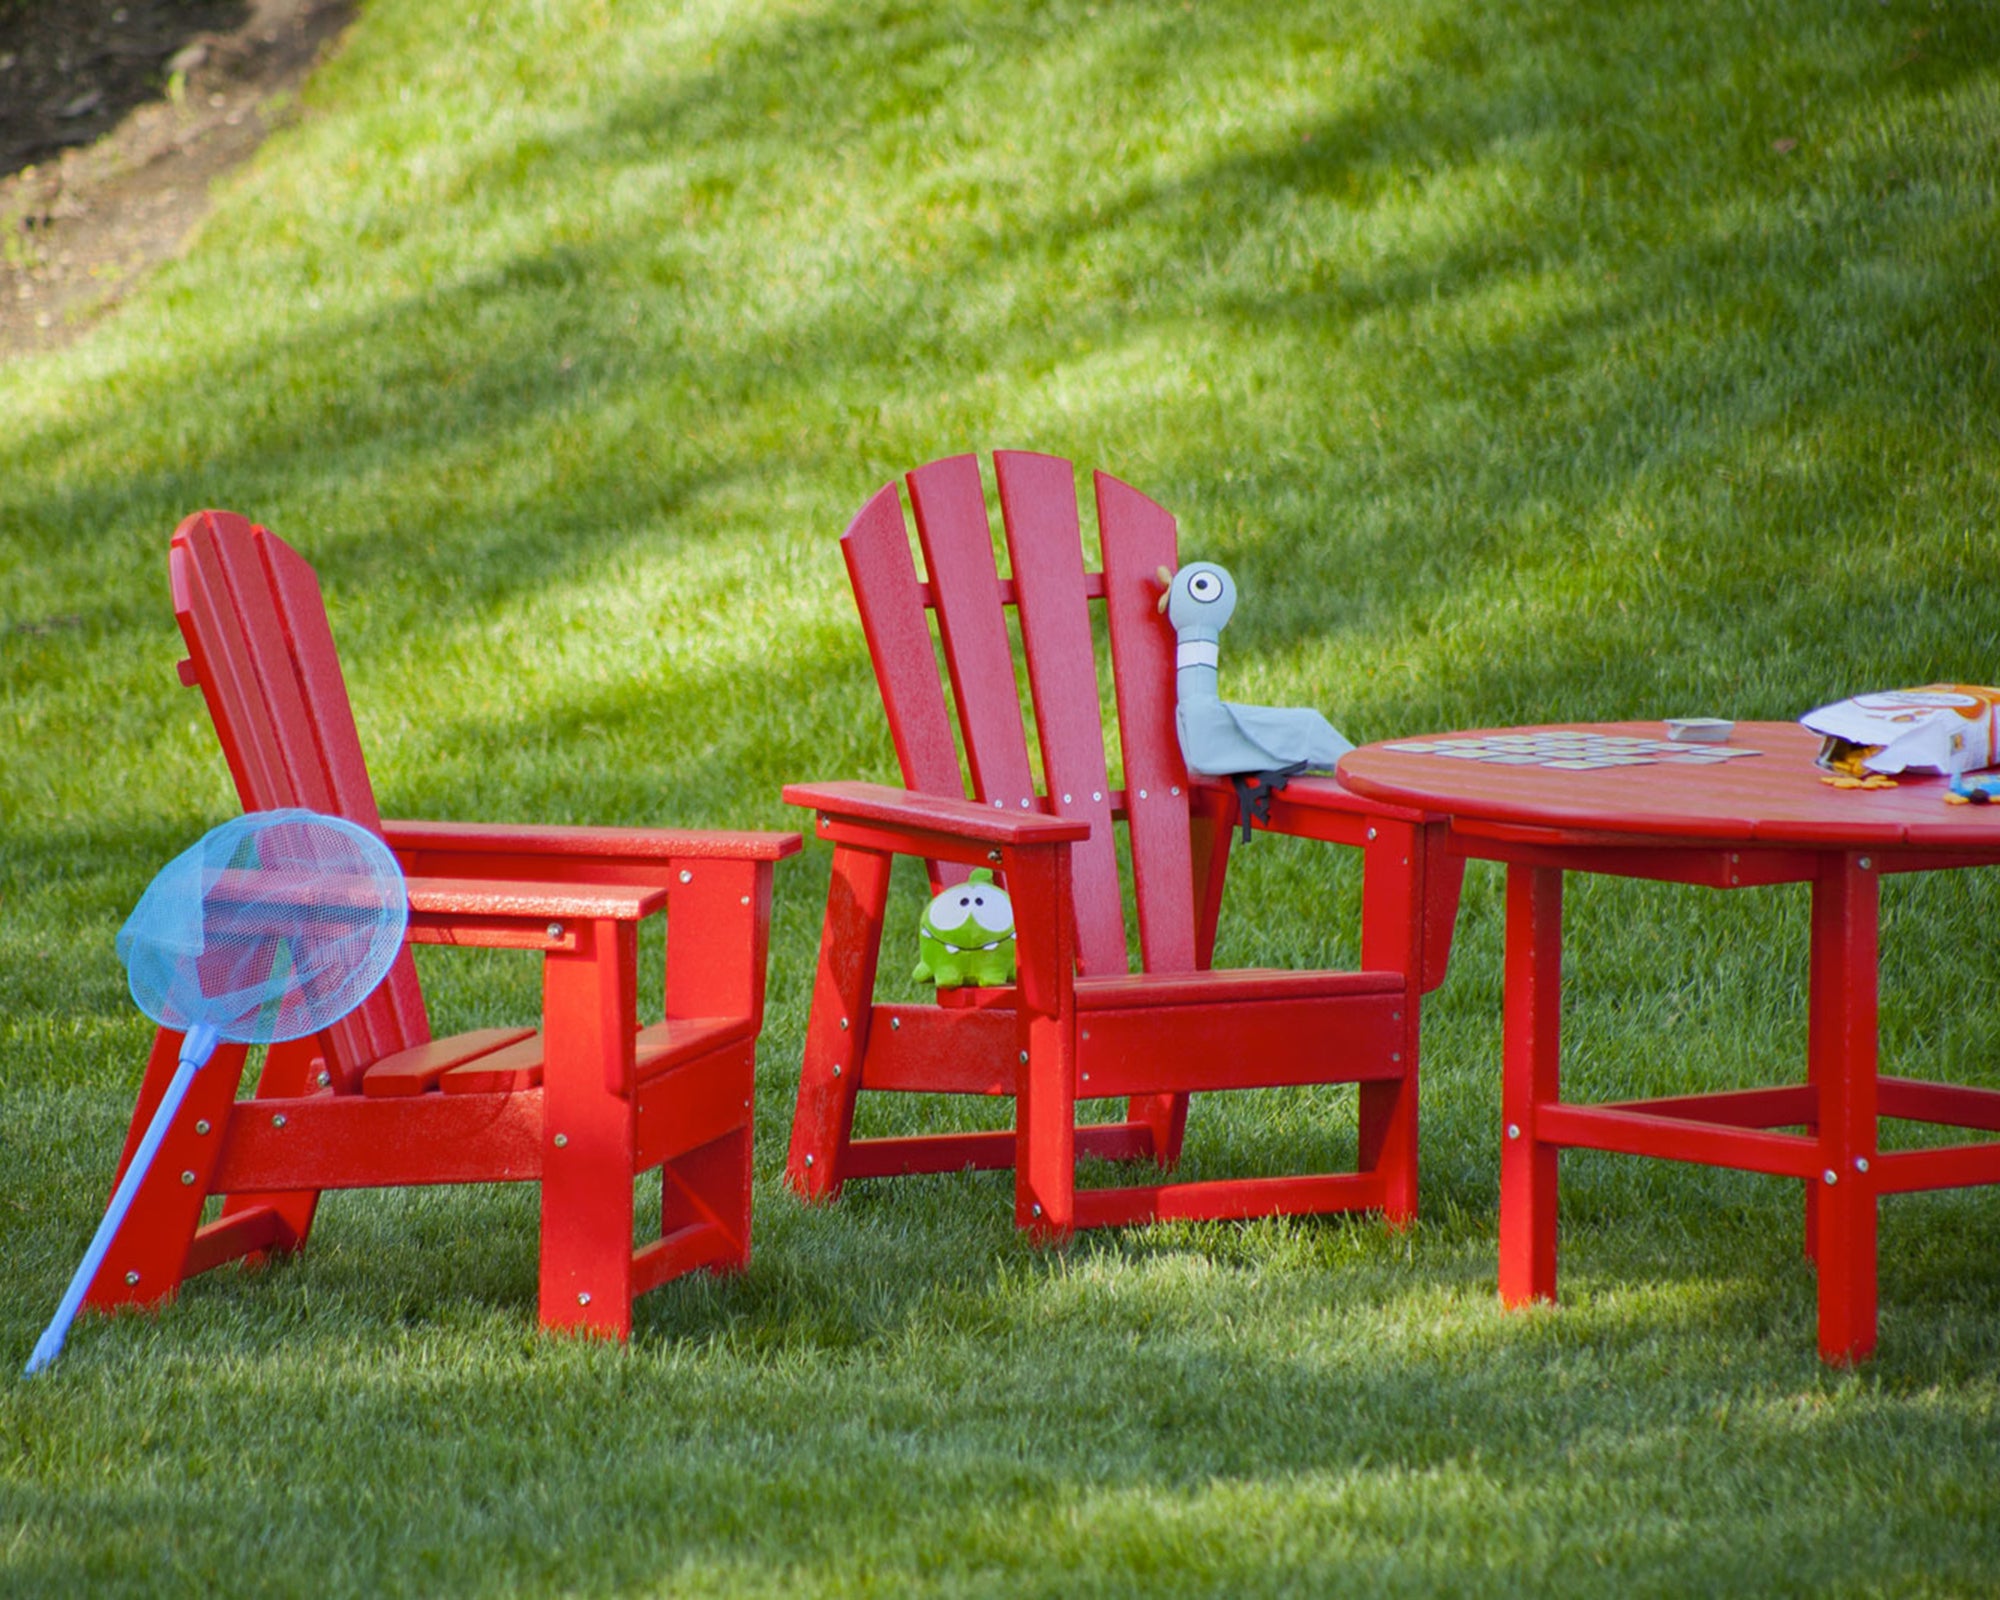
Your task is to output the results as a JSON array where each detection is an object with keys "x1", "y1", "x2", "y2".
[{"x1": 1800, "y1": 685, "x2": 2000, "y2": 776}]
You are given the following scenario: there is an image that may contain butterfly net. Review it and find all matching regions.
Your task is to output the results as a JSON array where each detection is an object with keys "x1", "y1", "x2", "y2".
[{"x1": 116, "y1": 809, "x2": 409, "y2": 1045}]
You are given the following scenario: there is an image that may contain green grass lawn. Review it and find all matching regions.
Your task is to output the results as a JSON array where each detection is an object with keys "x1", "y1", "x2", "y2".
[{"x1": 5, "y1": 0, "x2": 2000, "y2": 1592}]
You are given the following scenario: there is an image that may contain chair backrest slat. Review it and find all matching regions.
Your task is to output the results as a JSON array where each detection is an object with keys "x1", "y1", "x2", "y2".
[
  {"x1": 905, "y1": 456, "x2": 1040, "y2": 815},
  {"x1": 840, "y1": 485, "x2": 964, "y2": 801},
  {"x1": 1098, "y1": 471, "x2": 1197, "y2": 974},
  {"x1": 994, "y1": 451, "x2": 1126, "y2": 976},
  {"x1": 170, "y1": 512, "x2": 429, "y2": 1072}
]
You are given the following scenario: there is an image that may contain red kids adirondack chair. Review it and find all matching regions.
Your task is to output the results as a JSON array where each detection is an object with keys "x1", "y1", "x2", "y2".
[
  {"x1": 81, "y1": 512, "x2": 799, "y2": 1340},
  {"x1": 784, "y1": 451, "x2": 1461, "y2": 1238}
]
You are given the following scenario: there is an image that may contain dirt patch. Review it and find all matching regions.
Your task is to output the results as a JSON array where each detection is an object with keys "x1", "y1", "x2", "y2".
[{"x1": 0, "y1": 0, "x2": 355, "y2": 362}]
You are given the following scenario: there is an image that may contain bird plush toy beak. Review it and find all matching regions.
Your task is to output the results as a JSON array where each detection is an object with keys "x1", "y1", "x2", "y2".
[{"x1": 1155, "y1": 566, "x2": 1174, "y2": 613}]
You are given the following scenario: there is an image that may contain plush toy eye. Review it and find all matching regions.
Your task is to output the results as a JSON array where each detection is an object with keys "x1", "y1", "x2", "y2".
[
  {"x1": 929, "y1": 894, "x2": 973, "y2": 932},
  {"x1": 1188, "y1": 571, "x2": 1222, "y2": 603},
  {"x1": 967, "y1": 888, "x2": 1013, "y2": 934}
]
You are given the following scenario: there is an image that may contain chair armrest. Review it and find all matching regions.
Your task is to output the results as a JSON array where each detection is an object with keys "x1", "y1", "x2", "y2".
[
  {"x1": 402, "y1": 876, "x2": 669, "y2": 952},
  {"x1": 1191, "y1": 773, "x2": 1439, "y2": 848},
  {"x1": 784, "y1": 780, "x2": 1091, "y2": 855},
  {"x1": 405, "y1": 876, "x2": 668, "y2": 921},
  {"x1": 382, "y1": 819, "x2": 801, "y2": 863}
]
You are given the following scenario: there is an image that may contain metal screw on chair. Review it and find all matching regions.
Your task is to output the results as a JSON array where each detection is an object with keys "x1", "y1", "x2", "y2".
[
  {"x1": 804, "y1": 1154, "x2": 815, "y2": 1167},
  {"x1": 1507, "y1": 1124, "x2": 1521, "y2": 1140},
  {"x1": 271, "y1": 1114, "x2": 287, "y2": 1129},
  {"x1": 578, "y1": 1293, "x2": 591, "y2": 1307},
  {"x1": 194, "y1": 1120, "x2": 211, "y2": 1136},
  {"x1": 831, "y1": 1064, "x2": 842, "y2": 1077},
  {"x1": 1031, "y1": 1204, "x2": 1043, "y2": 1218},
  {"x1": 891, "y1": 1018, "x2": 902, "y2": 1030},
  {"x1": 125, "y1": 1271, "x2": 139, "y2": 1286},
  {"x1": 180, "y1": 1171, "x2": 195, "y2": 1186},
  {"x1": 1858, "y1": 858, "x2": 1873, "y2": 872},
  {"x1": 1855, "y1": 1157, "x2": 1870, "y2": 1173},
  {"x1": 1138, "y1": 790, "x2": 1148, "y2": 801},
  {"x1": 1823, "y1": 1169, "x2": 1838, "y2": 1185},
  {"x1": 547, "y1": 922, "x2": 563, "y2": 940},
  {"x1": 553, "y1": 1133, "x2": 568, "y2": 1148},
  {"x1": 1019, "y1": 1051, "x2": 1029, "y2": 1064},
  {"x1": 317, "y1": 1071, "x2": 331, "y2": 1087},
  {"x1": 679, "y1": 870, "x2": 693, "y2": 884},
  {"x1": 1367, "y1": 827, "x2": 1378, "y2": 841},
  {"x1": 839, "y1": 1018, "x2": 849, "y2": 1030},
  {"x1": 988, "y1": 850, "x2": 1002, "y2": 864}
]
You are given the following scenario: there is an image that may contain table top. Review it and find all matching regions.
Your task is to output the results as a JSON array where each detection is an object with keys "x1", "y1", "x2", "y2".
[{"x1": 1337, "y1": 720, "x2": 2000, "y2": 853}]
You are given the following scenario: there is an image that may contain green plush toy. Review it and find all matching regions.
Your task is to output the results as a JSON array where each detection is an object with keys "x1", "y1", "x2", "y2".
[{"x1": 913, "y1": 868, "x2": 1017, "y2": 988}]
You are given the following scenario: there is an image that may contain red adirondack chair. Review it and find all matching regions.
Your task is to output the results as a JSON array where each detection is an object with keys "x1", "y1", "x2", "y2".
[
  {"x1": 784, "y1": 451, "x2": 1461, "y2": 1237},
  {"x1": 82, "y1": 511, "x2": 800, "y2": 1340}
]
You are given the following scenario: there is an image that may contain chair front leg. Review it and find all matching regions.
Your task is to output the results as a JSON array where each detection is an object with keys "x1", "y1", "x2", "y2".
[
  {"x1": 87, "y1": 1029, "x2": 251, "y2": 1310},
  {"x1": 787, "y1": 844, "x2": 893, "y2": 1201},
  {"x1": 1006, "y1": 845, "x2": 1077, "y2": 1241},
  {"x1": 1358, "y1": 816, "x2": 1428, "y2": 1224},
  {"x1": 539, "y1": 916, "x2": 639, "y2": 1339}
]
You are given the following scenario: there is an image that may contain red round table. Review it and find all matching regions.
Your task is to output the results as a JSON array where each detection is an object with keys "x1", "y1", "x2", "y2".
[{"x1": 1339, "y1": 719, "x2": 2000, "y2": 1363}]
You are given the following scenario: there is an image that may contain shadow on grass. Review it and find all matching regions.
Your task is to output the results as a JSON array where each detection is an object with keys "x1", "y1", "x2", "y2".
[{"x1": 6, "y1": 1169, "x2": 2000, "y2": 1593}]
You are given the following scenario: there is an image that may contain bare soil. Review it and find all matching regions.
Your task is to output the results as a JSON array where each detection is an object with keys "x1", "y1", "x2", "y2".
[{"x1": 0, "y1": 0, "x2": 355, "y2": 361}]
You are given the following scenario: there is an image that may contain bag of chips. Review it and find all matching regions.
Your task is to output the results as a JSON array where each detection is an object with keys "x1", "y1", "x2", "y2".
[{"x1": 1800, "y1": 685, "x2": 2000, "y2": 776}]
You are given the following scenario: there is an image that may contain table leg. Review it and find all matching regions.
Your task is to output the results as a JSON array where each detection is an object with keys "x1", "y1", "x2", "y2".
[
  {"x1": 1499, "y1": 864, "x2": 1564, "y2": 1306},
  {"x1": 1807, "y1": 852, "x2": 1880, "y2": 1364}
]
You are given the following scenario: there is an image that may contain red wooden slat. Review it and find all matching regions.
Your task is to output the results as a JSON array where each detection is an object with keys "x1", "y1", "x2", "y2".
[
  {"x1": 838, "y1": 1123, "x2": 1156, "y2": 1179},
  {"x1": 994, "y1": 450, "x2": 1126, "y2": 976},
  {"x1": 171, "y1": 514, "x2": 298, "y2": 815},
  {"x1": 382, "y1": 819, "x2": 801, "y2": 862},
  {"x1": 362, "y1": 1026, "x2": 537, "y2": 1097},
  {"x1": 210, "y1": 1091, "x2": 547, "y2": 1190},
  {"x1": 905, "y1": 455, "x2": 1039, "y2": 814},
  {"x1": 1534, "y1": 1103, "x2": 1824, "y2": 1178},
  {"x1": 1877, "y1": 1075, "x2": 2000, "y2": 1132},
  {"x1": 1072, "y1": 1171, "x2": 1387, "y2": 1228},
  {"x1": 786, "y1": 779, "x2": 1090, "y2": 845},
  {"x1": 256, "y1": 526, "x2": 384, "y2": 827},
  {"x1": 1075, "y1": 966, "x2": 1402, "y2": 1008},
  {"x1": 841, "y1": 482, "x2": 964, "y2": 801},
  {"x1": 198, "y1": 521, "x2": 341, "y2": 811},
  {"x1": 1097, "y1": 470, "x2": 1197, "y2": 973},
  {"x1": 438, "y1": 1035, "x2": 546, "y2": 1094}
]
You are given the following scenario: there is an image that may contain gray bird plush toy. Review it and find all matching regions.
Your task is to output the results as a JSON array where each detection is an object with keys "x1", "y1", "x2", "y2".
[{"x1": 1157, "y1": 561, "x2": 1353, "y2": 839}]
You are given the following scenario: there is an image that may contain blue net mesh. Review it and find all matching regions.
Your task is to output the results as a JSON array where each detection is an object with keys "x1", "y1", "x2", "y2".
[{"x1": 116, "y1": 809, "x2": 409, "y2": 1045}]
